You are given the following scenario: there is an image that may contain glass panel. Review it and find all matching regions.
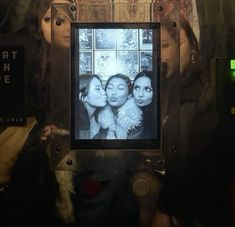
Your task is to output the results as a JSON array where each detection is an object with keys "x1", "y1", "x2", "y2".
[{"x1": 50, "y1": 1, "x2": 180, "y2": 174}]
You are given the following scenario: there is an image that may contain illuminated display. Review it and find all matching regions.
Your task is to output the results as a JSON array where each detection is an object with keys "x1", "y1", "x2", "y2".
[
  {"x1": 230, "y1": 59, "x2": 235, "y2": 69},
  {"x1": 230, "y1": 59, "x2": 235, "y2": 79},
  {"x1": 71, "y1": 23, "x2": 161, "y2": 149}
]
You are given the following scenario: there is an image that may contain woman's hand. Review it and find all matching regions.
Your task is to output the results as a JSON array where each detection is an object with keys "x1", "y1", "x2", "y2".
[{"x1": 40, "y1": 124, "x2": 69, "y2": 141}]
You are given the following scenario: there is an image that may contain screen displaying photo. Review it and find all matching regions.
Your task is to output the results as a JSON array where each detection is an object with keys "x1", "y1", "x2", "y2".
[{"x1": 71, "y1": 23, "x2": 160, "y2": 149}]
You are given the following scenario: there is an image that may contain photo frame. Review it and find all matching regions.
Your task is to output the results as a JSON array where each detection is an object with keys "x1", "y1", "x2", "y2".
[
  {"x1": 140, "y1": 29, "x2": 153, "y2": 50},
  {"x1": 71, "y1": 22, "x2": 161, "y2": 150}
]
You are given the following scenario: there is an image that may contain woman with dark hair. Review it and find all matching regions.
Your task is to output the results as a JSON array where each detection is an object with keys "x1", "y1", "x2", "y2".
[
  {"x1": 0, "y1": 1, "x2": 79, "y2": 226},
  {"x1": 151, "y1": 15, "x2": 219, "y2": 227},
  {"x1": 105, "y1": 73, "x2": 143, "y2": 139},
  {"x1": 161, "y1": 15, "x2": 210, "y2": 154},
  {"x1": 28, "y1": 0, "x2": 74, "y2": 126},
  {"x1": 76, "y1": 74, "x2": 115, "y2": 139},
  {"x1": 132, "y1": 70, "x2": 157, "y2": 139}
]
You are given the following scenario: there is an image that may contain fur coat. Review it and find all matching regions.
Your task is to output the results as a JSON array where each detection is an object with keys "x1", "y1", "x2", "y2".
[{"x1": 98, "y1": 98, "x2": 143, "y2": 139}]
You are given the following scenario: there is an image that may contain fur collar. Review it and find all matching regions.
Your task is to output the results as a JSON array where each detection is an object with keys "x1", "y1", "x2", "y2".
[
  {"x1": 116, "y1": 98, "x2": 143, "y2": 139},
  {"x1": 97, "y1": 105, "x2": 116, "y2": 139},
  {"x1": 97, "y1": 98, "x2": 143, "y2": 139}
]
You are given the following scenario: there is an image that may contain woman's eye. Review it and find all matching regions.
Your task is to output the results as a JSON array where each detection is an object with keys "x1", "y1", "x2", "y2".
[
  {"x1": 107, "y1": 86, "x2": 112, "y2": 90},
  {"x1": 145, "y1": 87, "x2": 152, "y2": 92},
  {"x1": 134, "y1": 86, "x2": 140, "y2": 91},
  {"x1": 54, "y1": 18, "x2": 65, "y2": 24},
  {"x1": 43, "y1": 16, "x2": 51, "y2": 23},
  {"x1": 118, "y1": 85, "x2": 125, "y2": 90}
]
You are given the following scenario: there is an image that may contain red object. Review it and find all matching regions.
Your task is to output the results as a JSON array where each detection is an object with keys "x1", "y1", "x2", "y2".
[{"x1": 81, "y1": 177, "x2": 102, "y2": 198}]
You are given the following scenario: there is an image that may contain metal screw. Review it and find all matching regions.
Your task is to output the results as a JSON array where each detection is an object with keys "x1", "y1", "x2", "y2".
[
  {"x1": 70, "y1": 5, "x2": 76, "y2": 11},
  {"x1": 67, "y1": 160, "x2": 73, "y2": 166},
  {"x1": 157, "y1": 159, "x2": 164, "y2": 166},
  {"x1": 55, "y1": 146, "x2": 60, "y2": 152},
  {"x1": 171, "y1": 145, "x2": 176, "y2": 152},
  {"x1": 172, "y1": 21, "x2": 177, "y2": 28},
  {"x1": 158, "y1": 5, "x2": 163, "y2": 11}
]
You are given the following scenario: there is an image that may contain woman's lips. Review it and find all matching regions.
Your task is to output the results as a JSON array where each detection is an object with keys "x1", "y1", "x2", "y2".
[
  {"x1": 110, "y1": 97, "x2": 117, "y2": 102},
  {"x1": 137, "y1": 99, "x2": 144, "y2": 104}
]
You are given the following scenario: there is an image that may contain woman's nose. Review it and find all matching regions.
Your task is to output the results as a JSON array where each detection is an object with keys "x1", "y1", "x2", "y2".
[
  {"x1": 112, "y1": 89, "x2": 116, "y2": 95},
  {"x1": 138, "y1": 89, "x2": 144, "y2": 97}
]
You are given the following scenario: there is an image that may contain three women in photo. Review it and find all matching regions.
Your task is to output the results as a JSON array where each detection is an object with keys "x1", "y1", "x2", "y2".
[{"x1": 77, "y1": 71, "x2": 156, "y2": 140}]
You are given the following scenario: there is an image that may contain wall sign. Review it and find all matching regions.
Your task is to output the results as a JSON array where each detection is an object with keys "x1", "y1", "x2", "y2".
[{"x1": 0, "y1": 46, "x2": 26, "y2": 126}]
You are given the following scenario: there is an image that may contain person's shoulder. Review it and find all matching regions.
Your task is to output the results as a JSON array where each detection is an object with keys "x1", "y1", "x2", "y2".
[{"x1": 197, "y1": 80, "x2": 216, "y2": 115}]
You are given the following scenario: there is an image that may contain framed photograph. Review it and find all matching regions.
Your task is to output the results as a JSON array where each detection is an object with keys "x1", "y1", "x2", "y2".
[
  {"x1": 117, "y1": 51, "x2": 138, "y2": 79},
  {"x1": 140, "y1": 29, "x2": 153, "y2": 50},
  {"x1": 79, "y1": 29, "x2": 93, "y2": 49},
  {"x1": 94, "y1": 51, "x2": 116, "y2": 78},
  {"x1": 140, "y1": 51, "x2": 152, "y2": 71},
  {"x1": 79, "y1": 51, "x2": 93, "y2": 74},
  {"x1": 71, "y1": 22, "x2": 160, "y2": 150},
  {"x1": 95, "y1": 29, "x2": 116, "y2": 49},
  {"x1": 117, "y1": 29, "x2": 138, "y2": 50}
]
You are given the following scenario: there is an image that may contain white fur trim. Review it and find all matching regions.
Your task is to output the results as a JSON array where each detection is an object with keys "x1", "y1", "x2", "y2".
[{"x1": 116, "y1": 98, "x2": 143, "y2": 139}]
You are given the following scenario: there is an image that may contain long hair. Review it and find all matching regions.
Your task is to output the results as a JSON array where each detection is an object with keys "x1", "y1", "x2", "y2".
[
  {"x1": 161, "y1": 15, "x2": 205, "y2": 86},
  {"x1": 76, "y1": 74, "x2": 103, "y2": 129},
  {"x1": 132, "y1": 70, "x2": 154, "y2": 96},
  {"x1": 28, "y1": 0, "x2": 52, "y2": 41},
  {"x1": 23, "y1": 0, "x2": 53, "y2": 123},
  {"x1": 180, "y1": 16, "x2": 204, "y2": 85},
  {"x1": 132, "y1": 71, "x2": 156, "y2": 138}
]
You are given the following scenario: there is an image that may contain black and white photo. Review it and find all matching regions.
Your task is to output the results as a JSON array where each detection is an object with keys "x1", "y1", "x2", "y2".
[{"x1": 72, "y1": 23, "x2": 160, "y2": 149}]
